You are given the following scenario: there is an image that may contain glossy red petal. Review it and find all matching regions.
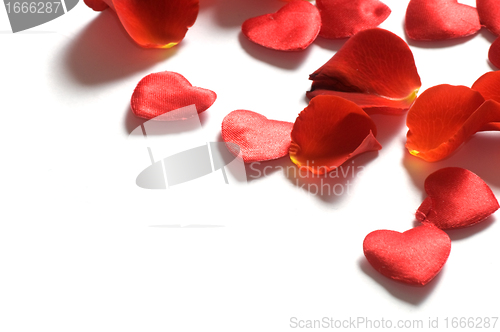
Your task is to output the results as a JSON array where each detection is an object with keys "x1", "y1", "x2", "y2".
[
  {"x1": 90, "y1": 0, "x2": 199, "y2": 48},
  {"x1": 416, "y1": 168, "x2": 499, "y2": 229},
  {"x1": 221, "y1": 110, "x2": 294, "y2": 163},
  {"x1": 488, "y1": 38, "x2": 500, "y2": 69},
  {"x1": 84, "y1": 0, "x2": 109, "y2": 11},
  {"x1": 131, "y1": 71, "x2": 216, "y2": 120},
  {"x1": 405, "y1": 85, "x2": 500, "y2": 161},
  {"x1": 241, "y1": 0, "x2": 321, "y2": 51},
  {"x1": 363, "y1": 224, "x2": 451, "y2": 286},
  {"x1": 477, "y1": 0, "x2": 500, "y2": 36},
  {"x1": 308, "y1": 28, "x2": 421, "y2": 114},
  {"x1": 316, "y1": 0, "x2": 391, "y2": 39},
  {"x1": 405, "y1": 0, "x2": 481, "y2": 40},
  {"x1": 289, "y1": 96, "x2": 381, "y2": 175}
]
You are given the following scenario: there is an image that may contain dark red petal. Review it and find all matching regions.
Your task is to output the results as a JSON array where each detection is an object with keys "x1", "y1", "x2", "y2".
[
  {"x1": 405, "y1": 0, "x2": 481, "y2": 40},
  {"x1": 221, "y1": 110, "x2": 294, "y2": 163},
  {"x1": 289, "y1": 95, "x2": 381, "y2": 175},
  {"x1": 405, "y1": 85, "x2": 500, "y2": 161},
  {"x1": 488, "y1": 38, "x2": 500, "y2": 69},
  {"x1": 96, "y1": 0, "x2": 199, "y2": 48},
  {"x1": 363, "y1": 224, "x2": 451, "y2": 286},
  {"x1": 131, "y1": 71, "x2": 216, "y2": 120},
  {"x1": 84, "y1": 0, "x2": 109, "y2": 11},
  {"x1": 477, "y1": 0, "x2": 500, "y2": 36},
  {"x1": 308, "y1": 28, "x2": 421, "y2": 114},
  {"x1": 416, "y1": 168, "x2": 499, "y2": 229},
  {"x1": 316, "y1": 0, "x2": 391, "y2": 39},
  {"x1": 241, "y1": 0, "x2": 321, "y2": 51}
]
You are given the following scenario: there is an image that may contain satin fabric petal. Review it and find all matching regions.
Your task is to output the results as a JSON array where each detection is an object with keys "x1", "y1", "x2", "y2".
[
  {"x1": 488, "y1": 38, "x2": 500, "y2": 69},
  {"x1": 477, "y1": 0, "x2": 500, "y2": 36},
  {"x1": 241, "y1": 0, "x2": 321, "y2": 51},
  {"x1": 131, "y1": 71, "x2": 216, "y2": 120},
  {"x1": 289, "y1": 96, "x2": 381, "y2": 175},
  {"x1": 405, "y1": 0, "x2": 481, "y2": 40},
  {"x1": 308, "y1": 28, "x2": 421, "y2": 114},
  {"x1": 363, "y1": 224, "x2": 451, "y2": 286},
  {"x1": 84, "y1": 0, "x2": 199, "y2": 48},
  {"x1": 316, "y1": 0, "x2": 391, "y2": 39},
  {"x1": 416, "y1": 168, "x2": 499, "y2": 229},
  {"x1": 406, "y1": 85, "x2": 500, "y2": 162},
  {"x1": 221, "y1": 110, "x2": 294, "y2": 163}
]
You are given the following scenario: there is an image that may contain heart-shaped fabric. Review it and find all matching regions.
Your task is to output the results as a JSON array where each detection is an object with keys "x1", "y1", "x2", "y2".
[
  {"x1": 477, "y1": 0, "x2": 500, "y2": 36},
  {"x1": 405, "y1": 0, "x2": 481, "y2": 40},
  {"x1": 363, "y1": 224, "x2": 451, "y2": 286},
  {"x1": 316, "y1": 0, "x2": 391, "y2": 39},
  {"x1": 131, "y1": 71, "x2": 216, "y2": 120},
  {"x1": 221, "y1": 110, "x2": 293, "y2": 163},
  {"x1": 241, "y1": 0, "x2": 321, "y2": 51},
  {"x1": 416, "y1": 168, "x2": 499, "y2": 229}
]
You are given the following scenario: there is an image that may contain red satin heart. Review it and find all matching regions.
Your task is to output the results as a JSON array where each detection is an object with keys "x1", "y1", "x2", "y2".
[
  {"x1": 241, "y1": 0, "x2": 321, "y2": 51},
  {"x1": 84, "y1": 0, "x2": 199, "y2": 48},
  {"x1": 221, "y1": 110, "x2": 294, "y2": 163},
  {"x1": 363, "y1": 224, "x2": 451, "y2": 286},
  {"x1": 289, "y1": 96, "x2": 381, "y2": 174},
  {"x1": 131, "y1": 71, "x2": 216, "y2": 120},
  {"x1": 416, "y1": 168, "x2": 499, "y2": 229},
  {"x1": 316, "y1": 0, "x2": 391, "y2": 39},
  {"x1": 307, "y1": 28, "x2": 421, "y2": 114},
  {"x1": 405, "y1": 0, "x2": 481, "y2": 40},
  {"x1": 489, "y1": 38, "x2": 500, "y2": 69},
  {"x1": 477, "y1": 0, "x2": 500, "y2": 36}
]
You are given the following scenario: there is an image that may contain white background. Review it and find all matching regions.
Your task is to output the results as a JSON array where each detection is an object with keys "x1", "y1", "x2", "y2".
[{"x1": 1, "y1": 1, "x2": 499, "y2": 331}]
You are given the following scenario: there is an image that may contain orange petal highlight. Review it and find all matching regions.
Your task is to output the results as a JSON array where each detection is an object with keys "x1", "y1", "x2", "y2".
[{"x1": 406, "y1": 85, "x2": 500, "y2": 161}]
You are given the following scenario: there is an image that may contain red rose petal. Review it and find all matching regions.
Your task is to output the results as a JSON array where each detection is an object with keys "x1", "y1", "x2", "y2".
[
  {"x1": 221, "y1": 110, "x2": 294, "y2": 163},
  {"x1": 308, "y1": 28, "x2": 421, "y2": 114},
  {"x1": 241, "y1": 0, "x2": 321, "y2": 51},
  {"x1": 477, "y1": 0, "x2": 500, "y2": 36},
  {"x1": 471, "y1": 71, "x2": 500, "y2": 131},
  {"x1": 488, "y1": 38, "x2": 500, "y2": 69},
  {"x1": 416, "y1": 168, "x2": 499, "y2": 229},
  {"x1": 405, "y1": 0, "x2": 481, "y2": 40},
  {"x1": 131, "y1": 71, "x2": 216, "y2": 120},
  {"x1": 289, "y1": 96, "x2": 381, "y2": 175},
  {"x1": 363, "y1": 224, "x2": 451, "y2": 286},
  {"x1": 405, "y1": 85, "x2": 500, "y2": 162},
  {"x1": 84, "y1": 0, "x2": 109, "y2": 11},
  {"x1": 472, "y1": 71, "x2": 500, "y2": 102},
  {"x1": 316, "y1": 0, "x2": 391, "y2": 39},
  {"x1": 84, "y1": 0, "x2": 199, "y2": 48}
]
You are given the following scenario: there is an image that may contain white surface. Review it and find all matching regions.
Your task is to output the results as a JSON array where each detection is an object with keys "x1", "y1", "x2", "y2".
[{"x1": 1, "y1": 1, "x2": 499, "y2": 331}]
